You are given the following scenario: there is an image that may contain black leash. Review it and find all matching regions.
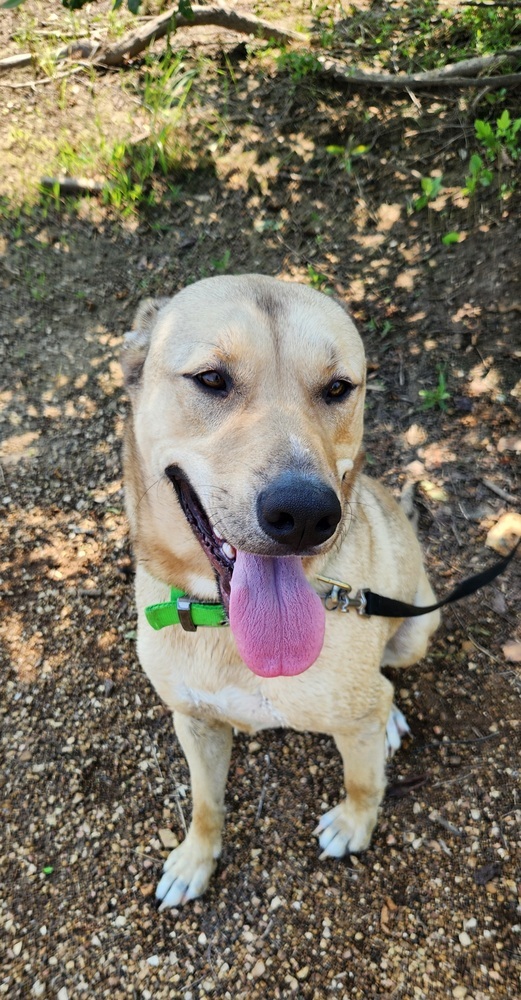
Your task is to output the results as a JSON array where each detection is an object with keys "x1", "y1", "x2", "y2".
[{"x1": 319, "y1": 539, "x2": 520, "y2": 619}]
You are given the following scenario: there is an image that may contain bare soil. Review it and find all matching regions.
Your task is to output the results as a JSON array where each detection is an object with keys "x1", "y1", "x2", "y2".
[{"x1": 1, "y1": 3, "x2": 520, "y2": 999}]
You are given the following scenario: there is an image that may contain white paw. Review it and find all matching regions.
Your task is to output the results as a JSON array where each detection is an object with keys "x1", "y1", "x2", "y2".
[
  {"x1": 156, "y1": 838, "x2": 217, "y2": 910},
  {"x1": 385, "y1": 704, "x2": 410, "y2": 758},
  {"x1": 313, "y1": 800, "x2": 377, "y2": 858}
]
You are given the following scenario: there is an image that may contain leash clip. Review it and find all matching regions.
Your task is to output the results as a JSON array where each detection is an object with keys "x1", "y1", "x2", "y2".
[{"x1": 317, "y1": 576, "x2": 368, "y2": 616}]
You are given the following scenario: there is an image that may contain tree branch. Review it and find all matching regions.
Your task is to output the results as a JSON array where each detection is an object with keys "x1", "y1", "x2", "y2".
[
  {"x1": 100, "y1": 3, "x2": 307, "y2": 66},
  {"x1": 317, "y1": 48, "x2": 521, "y2": 91}
]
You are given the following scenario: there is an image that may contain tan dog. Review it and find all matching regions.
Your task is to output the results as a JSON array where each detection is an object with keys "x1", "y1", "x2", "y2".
[{"x1": 122, "y1": 275, "x2": 439, "y2": 909}]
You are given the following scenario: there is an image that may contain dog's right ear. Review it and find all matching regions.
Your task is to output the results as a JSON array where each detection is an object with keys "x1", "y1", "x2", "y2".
[{"x1": 121, "y1": 298, "x2": 170, "y2": 394}]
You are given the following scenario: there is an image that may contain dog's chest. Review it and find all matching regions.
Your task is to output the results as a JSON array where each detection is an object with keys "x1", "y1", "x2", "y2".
[{"x1": 173, "y1": 681, "x2": 288, "y2": 733}]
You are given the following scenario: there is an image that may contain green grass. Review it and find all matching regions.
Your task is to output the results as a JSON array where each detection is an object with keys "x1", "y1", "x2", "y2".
[{"x1": 419, "y1": 368, "x2": 451, "y2": 412}]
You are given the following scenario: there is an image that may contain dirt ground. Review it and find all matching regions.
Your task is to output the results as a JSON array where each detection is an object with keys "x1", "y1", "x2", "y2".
[{"x1": 1, "y1": 2, "x2": 520, "y2": 999}]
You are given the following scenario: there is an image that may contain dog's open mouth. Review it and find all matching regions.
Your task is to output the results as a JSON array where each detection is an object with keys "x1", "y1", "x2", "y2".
[
  {"x1": 166, "y1": 466, "x2": 326, "y2": 679},
  {"x1": 167, "y1": 470, "x2": 236, "y2": 611}
]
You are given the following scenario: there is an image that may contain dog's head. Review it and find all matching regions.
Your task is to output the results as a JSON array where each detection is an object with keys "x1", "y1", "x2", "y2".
[{"x1": 122, "y1": 275, "x2": 366, "y2": 678}]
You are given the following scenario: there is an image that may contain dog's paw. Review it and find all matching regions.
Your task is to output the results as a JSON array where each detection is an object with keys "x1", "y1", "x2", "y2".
[
  {"x1": 156, "y1": 838, "x2": 217, "y2": 910},
  {"x1": 313, "y1": 800, "x2": 377, "y2": 858},
  {"x1": 385, "y1": 704, "x2": 410, "y2": 758}
]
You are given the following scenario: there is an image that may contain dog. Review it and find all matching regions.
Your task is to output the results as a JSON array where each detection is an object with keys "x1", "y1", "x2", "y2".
[{"x1": 121, "y1": 275, "x2": 440, "y2": 909}]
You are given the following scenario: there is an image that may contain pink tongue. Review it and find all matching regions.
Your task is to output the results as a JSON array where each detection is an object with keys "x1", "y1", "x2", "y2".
[{"x1": 229, "y1": 552, "x2": 325, "y2": 678}]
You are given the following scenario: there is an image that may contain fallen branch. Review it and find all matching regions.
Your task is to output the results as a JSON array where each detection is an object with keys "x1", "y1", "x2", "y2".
[
  {"x1": 0, "y1": 3, "x2": 306, "y2": 73},
  {"x1": 101, "y1": 3, "x2": 307, "y2": 65},
  {"x1": 0, "y1": 40, "x2": 98, "y2": 71},
  {"x1": 317, "y1": 48, "x2": 521, "y2": 91}
]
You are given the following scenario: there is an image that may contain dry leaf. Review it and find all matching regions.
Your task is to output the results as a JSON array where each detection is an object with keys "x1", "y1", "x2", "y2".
[
  {"x1": 486, "y1": 512, "x2": 521, "y2": 556},
  {"x1": 380, "y1": 904, "x2": 391, "y2": 932},
  {"x1": 502, "y1": 641, "x2": 521, "y2": 663},
  {"x1": 419, "y1": 479, "x2": 448, "y2": 503}
]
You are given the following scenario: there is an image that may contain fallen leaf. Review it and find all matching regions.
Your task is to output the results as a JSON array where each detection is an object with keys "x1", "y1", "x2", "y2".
[
  {"x1": 502, "y1": 641, "x2": 521, "y2": 663},
  {"x1": 486, "y1": 512, "x2": 521, "y2": 555},
  {"x1": 419, "y1": 479, "x2": 448, "y2": 502}
]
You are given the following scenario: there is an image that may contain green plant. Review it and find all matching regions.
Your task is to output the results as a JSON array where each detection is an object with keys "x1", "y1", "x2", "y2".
[
  {"x1": 326, "y1": 139, "x2": 369, "y2": 175},
  {"x1": 366, "y1": 317, "x2": 393, "y2": 338},
  {"x1": 462, "y1": 153, "x2": 493, "y2": 196},
  {"x1": 475, "y1": 111, "x2": 521, "y2": 162},
  {"x1": 276, "y1": 50, "x2": 321, "y2": 81},
  {"x1": 412, "y1": 175, "x2": 443, "y2": 211},
  {"x1": 306, "y1": 264, "x2": 330, "y2": 292},
  {"x1": 211, "y1": 249, "x2": 231, "y2": 273},
  {"x1": 419, "y1": 368, "x2": 451, "y2": 411},
  {"x1": 441, "y1": 231, "x2": 461, "y2": 246},
  {"x1": 140, "y1": 49, "x2": 197, "y2": 117}
]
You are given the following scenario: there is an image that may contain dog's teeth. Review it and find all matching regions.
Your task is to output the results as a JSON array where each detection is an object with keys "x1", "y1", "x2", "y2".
[
  {"x1": 214, "y1": 528, "x2": 224, "y2": 540},
  {"x1": 222, "y1": 542, "x2": 236, "y2": 560}
]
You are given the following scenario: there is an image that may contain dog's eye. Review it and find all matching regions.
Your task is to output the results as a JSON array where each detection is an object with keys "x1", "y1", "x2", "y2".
[
  {"x1": 324, "y1": 378, "x2": 354, "y2": 402},
  {"x1": 195, "y1": 371, "x2": 228, "y2": 392}
]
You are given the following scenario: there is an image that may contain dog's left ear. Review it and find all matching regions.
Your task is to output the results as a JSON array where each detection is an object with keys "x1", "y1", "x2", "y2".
[{"x1": 121, "y1": 297, "x2": 170, "y2": 394}]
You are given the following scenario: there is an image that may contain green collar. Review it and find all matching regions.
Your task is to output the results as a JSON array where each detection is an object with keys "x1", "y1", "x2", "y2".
[{"x1": 145, "y1": 588, "x2": 227, "y2": 632}]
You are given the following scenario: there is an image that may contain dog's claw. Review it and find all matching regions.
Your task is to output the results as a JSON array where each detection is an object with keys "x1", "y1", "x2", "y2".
[
  {"x1": 155, "y1": 840, "x2": 217, "y2": 910},
  {"x1": 314, "y1": 800, "x2": 376, "y2": 857},
  {"x1": 385, "y1": 704, "x2": 410, "y2": 758}
]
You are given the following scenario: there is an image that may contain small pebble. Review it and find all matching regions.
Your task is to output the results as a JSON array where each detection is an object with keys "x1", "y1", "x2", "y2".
[{"x1": 459, "y1": 931, "x2": 472, "y2": 947}]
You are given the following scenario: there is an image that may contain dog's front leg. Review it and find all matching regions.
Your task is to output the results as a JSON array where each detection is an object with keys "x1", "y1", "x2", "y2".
[
  {"x1": 314, "y1": 681, "x2": 393, "y2": 858},
  {"x1": 156, "y1": 712, "x2": 232, "y2": 909}
]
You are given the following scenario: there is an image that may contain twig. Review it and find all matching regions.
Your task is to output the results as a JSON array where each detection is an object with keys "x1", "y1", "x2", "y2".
[
  {"x1": 432, "y1": 769, "x2": 478, "y2": 788},
  {"x1": 255, "y1": 753, "x2": 271, "y2": 822},
  {"x1": 174, "y1": 786, "x2": 187, "y2": 835},
  {"x1": 0, "y1": 66, "x2": 86, "y2": 88},
  {"x1": 0, "y1": 40, "x2": 98, "y2": 71},
  {"x1": 428, "y1": 810, "x2": 464, "y2": 837},
  {"x1": 482, "y1": 478, "x2": 517, "y2": 504},
  {"x1": 450, "y1": 607, "x2": 501, "y2": 663},
  {"x1": 40, "y1": 175, "x2": 104, "y2": 196}
]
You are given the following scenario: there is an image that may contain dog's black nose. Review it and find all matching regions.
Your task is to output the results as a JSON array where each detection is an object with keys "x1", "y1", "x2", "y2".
[{"x1": 257, "y1": 472, "x2": 341, "y2": 551}]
